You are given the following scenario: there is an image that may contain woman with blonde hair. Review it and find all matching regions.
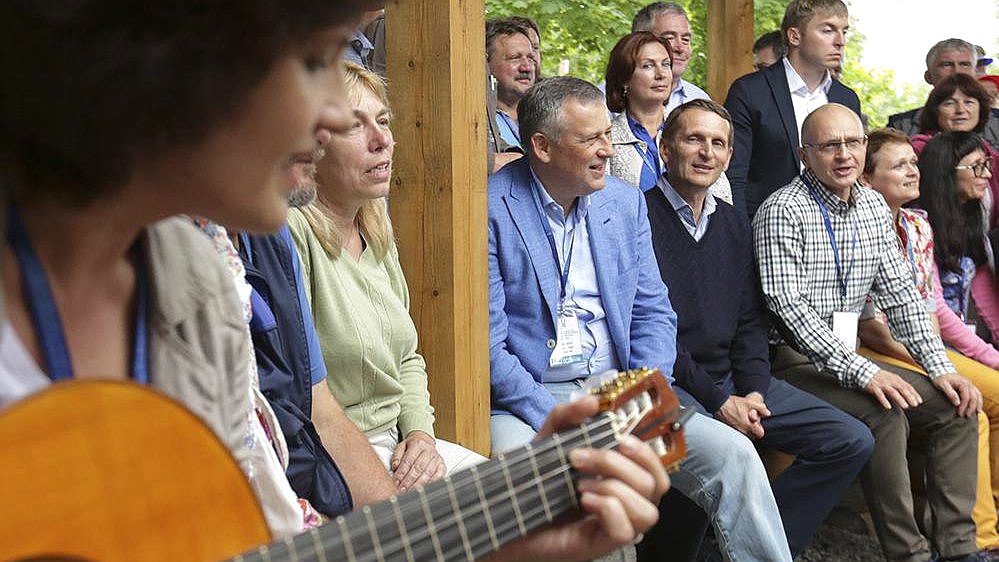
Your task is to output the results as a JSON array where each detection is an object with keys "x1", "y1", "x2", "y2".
[{"x1": 289, "y1": 63, "x2": 483, "y2": 491}]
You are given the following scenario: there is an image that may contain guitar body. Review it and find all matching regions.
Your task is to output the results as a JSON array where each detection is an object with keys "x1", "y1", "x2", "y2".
[
  {"x1": 0, "y1": 369, "x2": 688, "y2": 562},
  {"x1": 0, "y1": 381, "x2": 270, "y2": 562}
]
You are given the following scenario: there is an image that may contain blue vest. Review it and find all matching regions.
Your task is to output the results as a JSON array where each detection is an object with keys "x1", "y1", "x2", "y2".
[{"x1": 240, "y1": 230, "x2": 353, "y2": 517}]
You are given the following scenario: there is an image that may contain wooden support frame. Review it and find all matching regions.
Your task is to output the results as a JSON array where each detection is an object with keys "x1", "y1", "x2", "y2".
[
  {"x1": 706, "y1": 0, "x2": 755, "y2": 102},
  {"x1": 384, "y1": 0, "x2": 491, "y2": 455}
]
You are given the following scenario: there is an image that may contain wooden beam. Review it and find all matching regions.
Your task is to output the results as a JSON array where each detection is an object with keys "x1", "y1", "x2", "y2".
[
  {"x1": 384, "y1": 0, "x2": 491, "y2": 456},
  {"x1": 706, "y1": 0, "x2": 755, "y2": 102}
]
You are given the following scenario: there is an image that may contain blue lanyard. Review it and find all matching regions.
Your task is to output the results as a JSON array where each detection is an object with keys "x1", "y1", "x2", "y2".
[
  {"x1": 803, "y1": 175, "x2": 858, "y2": 302},
  {"x1": 7, "y1": 206, "x2": 149, "y2": 383},
  {"x1": 530, "y1": 177, "x2": 577, "y2": 311},
  {"x1": 897, "y1": 214, "x2": 920, "y2": 286}
]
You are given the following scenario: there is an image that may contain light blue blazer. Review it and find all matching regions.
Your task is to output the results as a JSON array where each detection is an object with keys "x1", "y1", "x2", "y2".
[{"x1": 488, "y1": 158, "x2": 678, "y2": 430}]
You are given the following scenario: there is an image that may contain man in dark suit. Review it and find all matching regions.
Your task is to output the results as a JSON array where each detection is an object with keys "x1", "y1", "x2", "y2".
[
  {"x1": 887, "y1": 38, "x2": 999, "y2": 150},
  {"x1": 724, "y1": 0, "x2": 861, "y2": 218}
]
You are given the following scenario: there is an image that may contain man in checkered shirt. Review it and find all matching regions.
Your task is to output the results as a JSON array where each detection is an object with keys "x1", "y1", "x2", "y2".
[{"x1": 753, "y1": 103, "x2": 985, "y2": 562}]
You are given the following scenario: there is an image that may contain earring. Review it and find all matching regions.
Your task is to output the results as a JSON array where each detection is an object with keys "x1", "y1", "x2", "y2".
[{"x1": 623, "y1": 85, "x2": 630, "y2": 97}]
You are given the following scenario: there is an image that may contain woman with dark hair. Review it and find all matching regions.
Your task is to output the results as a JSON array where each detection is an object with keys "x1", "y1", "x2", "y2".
[
  {"x1": 857, "y1": 128, "x2": 999, "y2": 553},
  {"x1": 914, "y1": 73, "x2": 999, "y2": 229},
  {"x1": 605, "y1": 32, "x2": 673, "y2": 193},
  {"x1": 0, "y1": 0, "x2": 365, "y2": 537},
  {"x1": 605, "y1": 32, "x2": 732, "y2": 201},
  {"x1": 0, "y1": 1, "x2": 668, "y2": 556},
  {"x1": 917, "y1": 131, "x2": 999, "y2": 345}
]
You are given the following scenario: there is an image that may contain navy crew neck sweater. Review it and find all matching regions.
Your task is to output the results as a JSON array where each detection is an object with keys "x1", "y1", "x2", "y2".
[{"x1": 646, "y1": 187, "x2": 772, "y2": 412}]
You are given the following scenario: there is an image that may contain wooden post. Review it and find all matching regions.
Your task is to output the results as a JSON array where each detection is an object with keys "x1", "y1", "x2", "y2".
[
  {"x1": 706, "y1": 0, "x2": 755, "y2": 102},
  {"x1": 383, "y1": 0, "x2": 491, "y2": 455}
]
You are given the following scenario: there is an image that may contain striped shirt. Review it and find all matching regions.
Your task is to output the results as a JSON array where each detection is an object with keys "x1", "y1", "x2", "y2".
[{"x1": 753, "y1": 170, "x2": 954, "y2": 388}]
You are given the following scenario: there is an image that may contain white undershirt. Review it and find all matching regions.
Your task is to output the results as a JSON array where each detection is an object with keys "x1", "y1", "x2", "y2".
[
  {"x1": 0, "y1": 320, "x2": 49, "y2": 409},
  {"x1": 783, "y1": 58, "x2": 832, "y2": 145}
]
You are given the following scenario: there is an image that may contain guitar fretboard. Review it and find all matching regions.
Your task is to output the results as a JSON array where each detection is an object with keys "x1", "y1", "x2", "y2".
[{"x1": 232, "y1": 411, "x2": 619, "y2": 562}]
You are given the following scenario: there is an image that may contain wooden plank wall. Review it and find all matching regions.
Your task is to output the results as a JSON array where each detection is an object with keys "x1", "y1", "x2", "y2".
[
  {"x1": 384, "y1": 0, "x2": 491, "y2": 455},
  {"x1": 706, "y1": 0, "x2": 755, "y2": 103}
]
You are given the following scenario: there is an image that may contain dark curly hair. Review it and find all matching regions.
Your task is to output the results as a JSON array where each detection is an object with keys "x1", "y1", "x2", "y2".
[
  {"x1": 0, "y1": 0, "x2": 373, "y2": 207},
  {"x1": 916, "y1": 131, "x2": 989, "y2": 272}
]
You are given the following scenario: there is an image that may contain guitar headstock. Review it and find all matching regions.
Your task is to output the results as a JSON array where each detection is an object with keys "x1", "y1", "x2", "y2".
[{"x1": 586, "y1": 368, "x2": 691, "y2": 473}]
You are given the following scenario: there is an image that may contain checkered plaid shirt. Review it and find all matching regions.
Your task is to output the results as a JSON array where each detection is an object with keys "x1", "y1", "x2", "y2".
[{"x1": 753, "y1": 170, "x2": 955, "y2": 388}]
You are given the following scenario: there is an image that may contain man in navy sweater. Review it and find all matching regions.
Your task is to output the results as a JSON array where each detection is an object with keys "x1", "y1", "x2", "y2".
[{"x1": 645, "y1": 99, "x2": 874, "y2": 556}]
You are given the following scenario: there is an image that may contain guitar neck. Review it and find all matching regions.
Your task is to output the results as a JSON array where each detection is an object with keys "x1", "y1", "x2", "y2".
[{"x1": 233, "y1": 412, "x2": 619, "y2": 562}]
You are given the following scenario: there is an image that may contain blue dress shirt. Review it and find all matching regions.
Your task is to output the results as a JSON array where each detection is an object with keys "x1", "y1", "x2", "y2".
[
  {"x1": 496, "y1": 110, "x2": 522, "y2": 149},
  {"x1": 626, "y1": 113, "x2": 663, "y2": 192},
  {"x1": 660, "y1": 176, "x2": 717, "y2": 242},
  {"x1": 530, "y1": 171, "x2": 619, "y2": 381}
]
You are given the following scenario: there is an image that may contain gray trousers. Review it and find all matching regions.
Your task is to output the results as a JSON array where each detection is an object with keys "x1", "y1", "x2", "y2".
[{"x1": 771, "y1": 345, "x2": 977, "y2": 562}]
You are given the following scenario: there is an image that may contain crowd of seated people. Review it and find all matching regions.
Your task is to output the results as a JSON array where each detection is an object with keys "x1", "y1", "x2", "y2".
[
  {"x1": 484, "y1": 1, "x2": 999, "y2": 561},
  {"x1": 2, "y1": 0, "x2": 999, "y2": 561}
]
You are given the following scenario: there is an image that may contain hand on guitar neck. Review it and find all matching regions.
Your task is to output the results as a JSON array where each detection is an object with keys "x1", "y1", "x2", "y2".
[{"x1": 482, "y1": 395, "x2": 671, "y2": 562}]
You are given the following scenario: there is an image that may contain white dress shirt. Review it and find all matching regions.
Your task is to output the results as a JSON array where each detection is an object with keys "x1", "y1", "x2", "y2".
[{"x1": 782, "y1": 57, "x2": 833, "y2": 142}]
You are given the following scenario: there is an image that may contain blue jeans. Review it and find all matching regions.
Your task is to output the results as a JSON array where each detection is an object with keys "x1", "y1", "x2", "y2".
[{"x1": 490, "y1": 380, "x2": 793, "y2": 562}]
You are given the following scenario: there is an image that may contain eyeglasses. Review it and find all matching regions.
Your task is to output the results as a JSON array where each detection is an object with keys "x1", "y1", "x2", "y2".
[
  {"x1": 802, "y1": 135, "x2": 868, "y2": 154},
  {"x1": 955, "y1": 158, "x2": 992, "y2": 177}
]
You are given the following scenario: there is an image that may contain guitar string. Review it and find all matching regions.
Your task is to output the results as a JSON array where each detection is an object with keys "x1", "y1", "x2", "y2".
[
  {"x1": 351, "y1": 441, "x2": 602, "y2": 562},
  {"x1": 271, "y1": 416, "x2": 621, "y2": 562},
  {"x1": 265, "y1": 394, "x2": 681, "y2": 562},
  {"x1": 318, "y1": 420, "x2": 624, "y2": 562}
]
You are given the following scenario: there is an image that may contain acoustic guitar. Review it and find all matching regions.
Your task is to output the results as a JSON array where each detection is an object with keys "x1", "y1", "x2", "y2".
[{"x1": 0, "y1": 368, "x2": 689, "y2": 562}]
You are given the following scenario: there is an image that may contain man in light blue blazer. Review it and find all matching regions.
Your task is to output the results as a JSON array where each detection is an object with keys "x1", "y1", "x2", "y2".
[{"x1": 488, "y1": 76, "x2": 793, "y2": 561}]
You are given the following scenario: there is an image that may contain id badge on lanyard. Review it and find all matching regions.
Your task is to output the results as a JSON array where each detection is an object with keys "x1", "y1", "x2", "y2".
[
  {"x1": 550, "y1": 308, "x2": 585, "y2": 366},
  {"x1": 531, "y1": 178, "x2": 587, "y2": 367},
  {"x1": 805, "y1": 175, "x2": 859, "y2": 351},
  {"x1": 832, "y1": 311, "x2": 860, "y2": 351}
]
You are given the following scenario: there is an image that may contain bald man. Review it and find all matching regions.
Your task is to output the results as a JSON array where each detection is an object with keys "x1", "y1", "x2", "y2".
[{"x1": 752, "y1": 103, "x2": 984, "y2": 562}]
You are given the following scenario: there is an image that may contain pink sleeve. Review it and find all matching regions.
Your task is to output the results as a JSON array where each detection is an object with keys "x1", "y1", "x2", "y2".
[
  {"x1": 933, "y1": 261, "x2": 999, "y2": 368},
  {"x1": 972, "y1": 267, "x2": 999, "y2": 346},
  {"x1": 990, "y1": 147, "x2": 999, "y2": 228}
]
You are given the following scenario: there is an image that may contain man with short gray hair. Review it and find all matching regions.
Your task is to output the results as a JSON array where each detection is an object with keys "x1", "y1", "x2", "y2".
[
  {"x1": 888, "y1": 38, "x2": 999, "y2": 149},
  {"x1": 632, "y1": 2, "x2": 709, "y2": 115},
  {"x1": 489, "y1": 76, "x2": 794, "y2": 562}
]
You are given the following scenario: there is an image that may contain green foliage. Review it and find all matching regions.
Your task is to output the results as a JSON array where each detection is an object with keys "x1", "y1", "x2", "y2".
[
  {"x1": 753, "y1": 0, "x2": 786, "y2": 34},
  {"x1": 485, "y1": 1, "x2": 631, "y2": 83},
  {"x1": 484, "y1": 0, "x2": 924, "y2": 124},
  {"x1": 839, "y1": 29, "x2": 928, "y2": 128}
]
